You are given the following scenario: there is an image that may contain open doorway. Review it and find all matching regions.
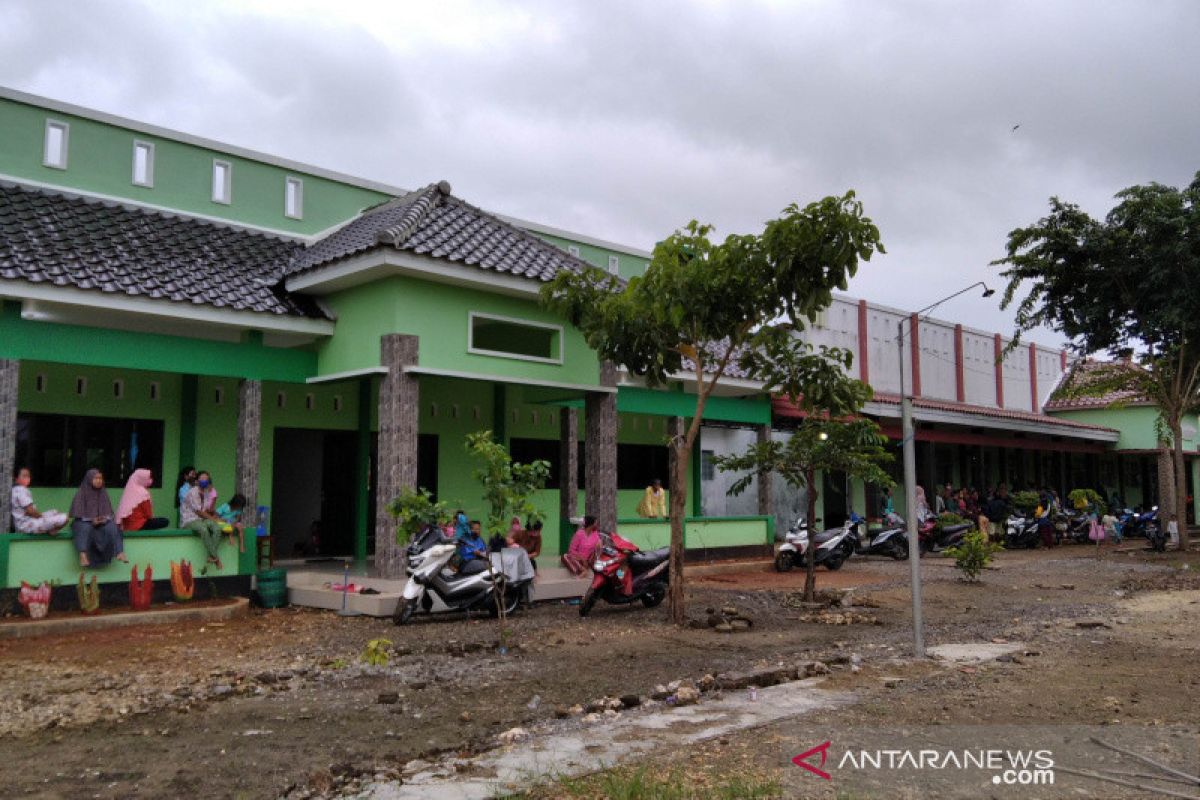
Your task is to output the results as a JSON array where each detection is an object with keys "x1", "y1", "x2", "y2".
[{"x1": 271, "y1": 429, "x2": 358, "y2": 558}]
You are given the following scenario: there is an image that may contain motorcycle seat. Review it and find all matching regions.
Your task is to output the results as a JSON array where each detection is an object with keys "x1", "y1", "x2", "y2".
[
  {"x1": 629, "y1": 547, "x2": 669, "y2": 571},
  {"x1": 811, "y1": 530, "x2": 841, "y2": 544}
]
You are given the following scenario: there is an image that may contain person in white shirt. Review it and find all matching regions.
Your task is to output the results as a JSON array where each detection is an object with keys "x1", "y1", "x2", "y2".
[
  {"x1": 1167, "y1": 513, "x2": 1180, "y2": 549},
  {"x1": 10, "y1": 467, "x2": 69, "y2": 534}
]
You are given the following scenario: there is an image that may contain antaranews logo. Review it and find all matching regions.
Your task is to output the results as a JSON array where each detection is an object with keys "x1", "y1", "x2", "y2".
[{"x1": 792, "y1": 742, "x2": 1055, "y2": 786}]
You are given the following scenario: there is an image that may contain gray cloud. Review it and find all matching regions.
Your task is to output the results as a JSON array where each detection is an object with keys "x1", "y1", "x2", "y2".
[{"x1": 2, "y1": 0, "x2": 1197, "y2": 342}]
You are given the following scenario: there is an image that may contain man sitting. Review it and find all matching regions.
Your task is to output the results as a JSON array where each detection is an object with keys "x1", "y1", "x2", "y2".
[
  {"x1": 457, "y1": 520, "x2": 490, "y2": 575},
  {"x1": 561, "y1": 515, "x2": 602, "y2": 576}
]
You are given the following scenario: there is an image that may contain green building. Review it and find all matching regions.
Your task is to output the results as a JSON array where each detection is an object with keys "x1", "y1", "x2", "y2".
[{"x1": 0, "y1": 87, "x2": 773, "y2": 593}]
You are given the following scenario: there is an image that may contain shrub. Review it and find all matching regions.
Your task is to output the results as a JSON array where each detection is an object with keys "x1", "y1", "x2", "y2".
[
  {"x1": 1068, "y1": 488, "x2": 1105, "y2": 512},
  {"x1": 944, "y1": 530, "x2": 1003, "y2": 582},
  {"x1": 935, "y1": 512, "x2": 969, "y2": 533},
  {"x1": 363, "y1": 638, "x2": 392, "y2": 667},
  {"x1": 387, "y1": 487, "x2": 452, "y2": 545},
  {"x1": 1009, "y1": 491, "x2": 1041, "y2": 516}
]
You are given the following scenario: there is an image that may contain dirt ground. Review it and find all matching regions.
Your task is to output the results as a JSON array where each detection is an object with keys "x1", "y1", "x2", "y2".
[{"x1": 3, "y1": 542, "x2": 1199, "y2": 799}]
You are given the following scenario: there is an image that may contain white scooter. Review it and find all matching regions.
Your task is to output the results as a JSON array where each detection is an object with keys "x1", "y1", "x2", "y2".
[
  {"x1": 392, "y1": 526, "x2": 531, "y2": 625},
  {"x1": 774, "y1": 515, "x2": 855, "y2": 572}
]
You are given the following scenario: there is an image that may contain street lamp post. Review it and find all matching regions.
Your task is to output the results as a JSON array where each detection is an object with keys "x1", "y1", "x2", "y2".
[{"x1": 897, "y1": 281, "x2": 994, "y2": 659}]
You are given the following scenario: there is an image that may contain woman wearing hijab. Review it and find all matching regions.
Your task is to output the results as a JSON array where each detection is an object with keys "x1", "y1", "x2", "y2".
[
  {"x1": 70, "y1": 469, "x2": 127, "y2": 568},
  {"x1": 915, "y1": 485, "x2": 932, "y2": 523},
  {"x1": 117, "y1": 469, "x2": 169, "y2": 532}
]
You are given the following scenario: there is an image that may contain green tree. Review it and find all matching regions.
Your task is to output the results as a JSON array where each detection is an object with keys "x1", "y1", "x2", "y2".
[
  {"x1": 715, "y1": 412, "x2": 894, "y2": 601},
  {"x1": 542, "y1": 194, "x2": 884, "y2": 623},
  {"x1": 995, "y1": 173, "x2": 1200, "y2": 549}
]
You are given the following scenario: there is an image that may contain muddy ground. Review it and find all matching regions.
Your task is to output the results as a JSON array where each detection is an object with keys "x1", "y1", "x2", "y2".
[{"x1": 3, "y1": 542, "x2": 1199, "y2": 799}]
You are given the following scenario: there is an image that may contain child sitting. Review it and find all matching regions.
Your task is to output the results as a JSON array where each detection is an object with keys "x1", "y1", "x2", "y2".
[{"x1": 216, "y1": 493, "x2": 248, "y2": 553}]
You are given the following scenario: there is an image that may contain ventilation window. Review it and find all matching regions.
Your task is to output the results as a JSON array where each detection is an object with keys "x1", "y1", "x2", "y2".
[
  {"x1": 43, "y1": 120, "x2": 69, "y2": 169},
  {"x1": 468, "y1": 312, "x2": 563, "y2": 364},
  {"x1": 112, "y1": 380, "x2": 124, "y2": 399},
  {"x1": 132, "y1": 140, "x2": 155, "y2": 187},
  {"x1": 511, "y1": 410, "x2": 519, "y2": 424},
  {"x1": 333, "y1": 395, "x2": 343, "y2": 412},
  {"x1": 451, "y1": 403, "x2": 460, "y2": 419},
  {"x1": 34, "y1": 374, "x2": 47, "y2": 393},
  {"x1": 530, "y1": 410, "x2": 539, "y2": 425},
  {"x1": 429, "y1": 402, "x2": 438, "y2": 418},
  {"x1": 567, "y1": 245, "x2": 580, "y2": 258},
  {"x1": 214, "y1": 386, "x2": 224, "y2": 405},
  {"x1": 149, "y1": 382, "x2": 160, "y2": 401},
  {"x1": 472, "y1": 406, "x2": 481, "y2": 420},
  {"x1": 276, "y1": 391, "x2": 286, "y2": 409},
  {"x1": 305, "y1": 393, "x2": 315, "y2": 411},
  {"x1": 212, "y1": 159, "x2": 232, "y2": 204},
  {"x1": 608, "y1": 255, "x2": 619, "y2": 274},
  {"x1": 285, "y1": 177, "x2": 303, "y2": 219},
  {"x1": 75, "y1": 377, "x2": 87, "y2": 397}
]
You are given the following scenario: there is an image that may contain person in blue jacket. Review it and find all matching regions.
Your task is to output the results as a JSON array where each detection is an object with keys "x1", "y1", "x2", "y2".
[{"x1": 456, "y1": 518, "x2": 489, "y2": 574}]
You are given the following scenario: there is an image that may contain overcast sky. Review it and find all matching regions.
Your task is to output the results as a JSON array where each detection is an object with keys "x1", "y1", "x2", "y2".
[{"x1": 2, "y1": 0, "x2": 1197, "y2": 344}]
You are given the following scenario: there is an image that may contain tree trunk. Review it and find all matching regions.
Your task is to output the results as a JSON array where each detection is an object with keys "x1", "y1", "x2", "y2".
[
  {"x1": 804, "y1": 468, "x2": 818, "y2": 602},
  {"x1": 1172, "y1": 418, "x2": 1190, "y2": 550},
  {"x1": 667, "y1": 439, "x2": 690, "y2": 625}
]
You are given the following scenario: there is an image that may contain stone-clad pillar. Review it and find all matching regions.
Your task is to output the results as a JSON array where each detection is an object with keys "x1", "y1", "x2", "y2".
[
  {"x1": 559, "y1": 407, "x2": 579, "y2": 523},
  {"x1": 375, "y1": 334, "x2": 420, "y2": 579},
  {"x1": 235, "y1": 379, "x2": 262, "y2": 527},
  {"x1": 0, "y1": 360, "x2": 18, "y2": 531},
  {"x1": 584, "y1": 362, "x2": 618, "y2": 532},
  {"x1": 756, "y1": 423, "x2": 772, "y2": 517}
]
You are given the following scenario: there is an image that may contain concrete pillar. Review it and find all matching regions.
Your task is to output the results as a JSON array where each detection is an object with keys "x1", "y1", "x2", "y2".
[
  {"x1": 0, "y1": 359, "x2": 18, "y2": 531},
  {"x1": 559, "y1": 407, "x2": 579, "y2": 552},
  {"x1": 756, "y1": 424, "x2": 772, "y2": 516},
  {"x1": 584, "y1": 363, "x2": 618, "y2": 532},
  {"x1": 375, "y1": 334, "x2": 420, "y2": 579},
  {"x1": 235, "y1": 379, "x2": 262, "y2": 526}
]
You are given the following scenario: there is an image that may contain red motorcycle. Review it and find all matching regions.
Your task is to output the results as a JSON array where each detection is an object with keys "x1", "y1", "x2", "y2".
[{"x1": 579, "y1": 532, "x2": 670, "y2": 617}]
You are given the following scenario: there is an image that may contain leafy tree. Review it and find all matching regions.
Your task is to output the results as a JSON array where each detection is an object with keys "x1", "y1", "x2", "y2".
[
  {"x1": 387, "y1": 487, "x2": 453, "y2": 545},
  {"x1": 715, "y1": 412, "x2": 894, "y2": 601},
  {"x1": 996, "y1": 173, "x2": 1200, "y2": 550},
  {"x1": 542, "y1": 193, "x2": 884, "y2": 623}
]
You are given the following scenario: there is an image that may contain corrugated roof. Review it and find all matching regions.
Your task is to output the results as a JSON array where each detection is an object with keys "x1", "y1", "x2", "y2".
[{"x1": 0, "y1": 181, "x2": 324, "y2": 318}]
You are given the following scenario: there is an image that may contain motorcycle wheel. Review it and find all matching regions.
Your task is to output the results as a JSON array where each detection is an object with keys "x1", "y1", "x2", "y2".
[
  {"x1": 487, "y1": 587, "x2": 522, "y2": 618},
  {"x1": 824, "y1": 553, "x2": 844, "y2": 571},
  {"x1": 579, "y1": 586, "x2": 598, "y2": 618},
  {"x1": 393, "y1": 598, "x2": 417, "y2": 626},
  {"x1": 642, "y1": 584, "x2": 666, "y2": 608},
  {"x1": 890, "y1": 540, "x2": 908, "y2": 560},
  {"x1": 774, "y1": 551, "x2": 795, "y2": 573}
]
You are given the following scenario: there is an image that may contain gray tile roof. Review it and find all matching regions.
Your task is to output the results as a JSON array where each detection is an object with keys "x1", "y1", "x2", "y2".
[
  {"x1": 0, "y1": 181, "x2": 325, "y2": 318},
  {"x1": 287, "y1": 180, "x2": 592, "y2": 282}
]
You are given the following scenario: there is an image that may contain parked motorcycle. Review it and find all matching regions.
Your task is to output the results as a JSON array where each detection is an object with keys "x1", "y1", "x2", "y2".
[
  {"x1": 579, "y1": 531, "x2": 669, "y2": 617},
  {"x1": 775, "y1": 515, "x2": 855, "y2": 572},
  {"x1": 1005, "y1": 515, "x2": 1042, "y2": 549},
  {"x1": 849, "y1": 513, "x2": 908, "y2": 560},
  {"x1": 393, "y1": 526, "x2": 532, "y2": 625},
  {"x1": 1142, "y1": 507, "x2": 1166, "y2": 551},
  {"x1": 918, "y1": 516, "x2": 973, "y2": 554}
]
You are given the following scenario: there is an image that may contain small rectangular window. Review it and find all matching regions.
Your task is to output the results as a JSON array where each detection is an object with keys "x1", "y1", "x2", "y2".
[
  {"x1": 276, "y1": 391, "x2": 286, "y2": 409},
  {"x1": 44, "y1": 120, "x2": 69, "y2": 169},
  {"x1": 212, "y1": 160, "x2": 232, "y2": 204},
  {"x1": 701, "y1": 449, "x2": 716, "y2": 481},
  {"x1": 149, "y1": 382, "x2": 160, "y2": 401},
  {"x1": 132, "y1": 140, "x2": 155, "y2": 187},
  {"x1": 468, "y1": 312, "x2": 563, "y2": 364},
  {"x1": 608, "y1": 255, "x2": 619, "y2": 274},
  {"x1": 214, "y1": 386, "x2": 224, "y2": 405},
  {"x1": 305, "y1": 393, "x2": 315, "y2": 410},
  {"x1": 567, "y1": 245, "x2": 580, "y2": 258},
  {"x1": 112, "y1": 380, "x2": 124, "y2": 399},
  {"x1": 285, "y1": 177, "x2": 303, "y2": 219},
  {"x1": 333, "y1": 395, "x2": 343, "y2": 412},
  {"x1": 75, "y1": 377, "x2": 87, "y2": 397},
  {"x1": 34, "y1": 374, "x2": 47, "y2": 393}
]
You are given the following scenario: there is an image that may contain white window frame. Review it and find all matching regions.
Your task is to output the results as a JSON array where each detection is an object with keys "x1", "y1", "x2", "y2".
[
  {"x1": 607, "y1": 254, "x2": 619, "y2": 274},
  {"x1": 43, "y1": 120, "x2": 69, "y2": 169},
  {"x1": 211, "y1": 159, "x2": 232, "y2": 204},
  {"x1": 467, "y1": 311, "x2": 564, "y2": 365},
  {"x1": 285, "y1": 176, "x2": 304, "y2": 219},
  {"x1": 567, "y1": 245, "x2": 580, "y2": 258},
  {"x1": 132, "y1": 140, "x2": 155, "y2": 187}
]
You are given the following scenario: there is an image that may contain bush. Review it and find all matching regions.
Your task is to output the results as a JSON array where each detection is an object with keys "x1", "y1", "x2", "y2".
[
  {"x1": 935, "y1": 512, "x2": 969, "y2": 533},
  {"x1": 1009, "y1": 491, "x2": 1041, "y2": 516},
  {"x1": 387, "y1": 487, "x2": 452, "y2": 545},
  {"x1": 1068, "y1": 488, "x2": 1105, "y2": 512},
  {"x1": 944, "y1": 530, "x2": 1003, "y2": 582}
]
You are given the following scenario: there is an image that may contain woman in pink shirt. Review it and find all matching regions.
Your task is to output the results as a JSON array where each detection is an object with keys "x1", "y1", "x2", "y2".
[{"x1": 561, "y1": 515, "x2": 602, "y2": 576}]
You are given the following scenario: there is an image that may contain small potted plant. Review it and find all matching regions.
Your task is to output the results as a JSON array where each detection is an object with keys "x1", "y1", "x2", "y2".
[
  {"x1": 18, "y1": 581, "x2": 52, "y2": 619},
  {"x1": 170, "y1": 560, "x2": 194, "y2": 602},
  {"x1": 77, "y1": 573, "x2": 101, "y2": 615},
  {"x1": 129, "y1": 565, "x2": 153, "y2": 611}
]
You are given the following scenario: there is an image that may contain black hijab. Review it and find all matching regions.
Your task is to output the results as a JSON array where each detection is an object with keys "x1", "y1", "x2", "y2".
[{"x1": 70, "y1": 469, "x2": 114, "y2": 520}]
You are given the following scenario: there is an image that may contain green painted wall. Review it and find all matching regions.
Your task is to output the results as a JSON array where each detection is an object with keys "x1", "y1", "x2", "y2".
[
  {"x1": 316, "y1": 276, "x2": 601, "y2": 387},
  {"x1": 617, "y1": 386, "x2": 771, "y2": 425},
  {"x1": 6, "y1": 530, "x2": 236, "y2": 587},
  {"x1": 0, "y1": 96, "x2": 390, "y2": 235},
  {"x1": 614, "y1": 516, "x2": 772, "y2": 552},
  {"x1": 0, "y1": 304, "x2": 317, "y2": 382},
  {"x1": 533, "y1": 231, "x2": 650, "y2": 282},
  {"x1": 1050, "y1": 406, "x2": 1200, "y2": 452}
]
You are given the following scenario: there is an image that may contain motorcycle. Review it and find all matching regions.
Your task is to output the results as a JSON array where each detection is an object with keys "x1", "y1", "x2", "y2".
[
  {"x1": 393, "y1": 525, "x2": 532, "y2": 625},
  {"x1": 918, "y1": 515, "x2": 973, "y2": 554},
  {"x1": 850, "y1": 513, "x2": 908, "y2": 560},
  {"x1": 775, "y1": 515, "x2": 855, "y2": 572},
  {"x1": 1142, "y1": 507, "x2": 1166, "y2": 551},
  {"x1": 1005, "y1": 514, "x2": 1042, "y2": 549},
  {"x1": 579, "y1": 531, "x2": 669, "y2": 617}
]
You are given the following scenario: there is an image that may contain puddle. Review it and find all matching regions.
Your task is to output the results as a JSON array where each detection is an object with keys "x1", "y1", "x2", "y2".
[{"x1": 926, "y1": 642, "x2": 1026, "y2": 663}]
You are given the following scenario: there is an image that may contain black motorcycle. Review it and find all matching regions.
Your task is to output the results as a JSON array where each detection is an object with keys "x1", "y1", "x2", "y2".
[{"x1": 1005, "y1": 515, "x2": 1042, "y2": 549}]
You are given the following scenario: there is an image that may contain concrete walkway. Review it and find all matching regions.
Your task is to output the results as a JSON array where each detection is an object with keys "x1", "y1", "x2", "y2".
[
  {"x1": 357, "y1": 678, "x2": 856, "y2": 800},
  {"x1": 0, "y1": 597, "x2": 249, "y2": 639}
]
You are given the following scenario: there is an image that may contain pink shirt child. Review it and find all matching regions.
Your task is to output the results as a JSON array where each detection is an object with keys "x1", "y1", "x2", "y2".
[{"x1": 567, "y1": 527, "x2": 602, "y2": 561}]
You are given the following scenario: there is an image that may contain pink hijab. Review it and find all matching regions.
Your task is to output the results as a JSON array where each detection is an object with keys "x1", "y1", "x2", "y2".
[{"x1": 117, "y1": 469, "x2": 154, "y2": 523}]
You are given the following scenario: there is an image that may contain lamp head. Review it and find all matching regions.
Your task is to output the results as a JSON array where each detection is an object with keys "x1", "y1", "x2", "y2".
[{"x1": 981, "y1": 284, "x2": 996, "y2": 298}]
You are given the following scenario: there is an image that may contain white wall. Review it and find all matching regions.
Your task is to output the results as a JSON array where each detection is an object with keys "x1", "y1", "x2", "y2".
[
  {"x1": 803, "y1": 296, "x2": 859, "y2": 377},
  {"x1": 918, "y1": 319, "x2": 957, "y2": 401},
  {"x1": 961, "y1": 330, "x2": 997, "y2": 406},
  {"x1": 864, "y1": 305, "x2": 910, "y2": 395}
]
